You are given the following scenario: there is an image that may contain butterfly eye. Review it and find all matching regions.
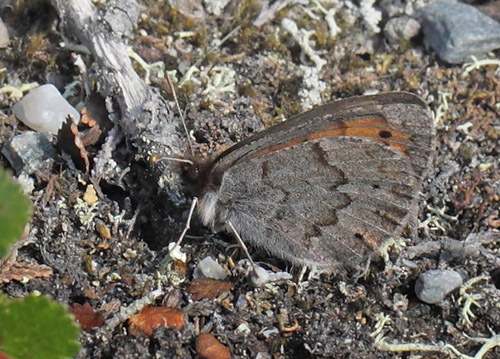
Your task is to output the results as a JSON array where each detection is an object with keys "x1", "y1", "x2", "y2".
[{"x1": 186, "y1": 165, "x2": 200, "y2": 182}]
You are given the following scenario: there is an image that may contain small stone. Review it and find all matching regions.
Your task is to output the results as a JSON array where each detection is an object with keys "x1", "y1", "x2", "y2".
[
  {"x1": 83, "y1": 184, "x2": 98, "y2": 205},
  {"x1": 194, "y1": 257, "x2": 227, "y2": 280},
  {"x1": 0, "y1": 17, "x2": 9, "y2": 48},
  {"x1": 384, "y1": 16, "x2": 421, "y2": 43},
  {"x1": 235, "y1": 294, "x2": 248, "y2": 309},
  {"x1": 12, "y1": 84, "x2": 80, "y2": 135},
  {"x1": 16, "y1": 173, "x2": 34, "y2": 195},
  {"x1": 203, "y1": 0, "x2": 231, "y2": 16},
  {"x1": 235, "y1": 322, "x2": 251, "y2": 335},
  {"x1": 419, "y1": 0, "x2": 500, "y2": 64},
  {"x1": 123, "y1": 249, "x2": 137, "y2": 259},
  {"x1": 1, "y1": 131, "x2": 56, "y2": 175},
  {"x1": 487, "y1": 126, "x2": 500, "y2": 140},
  {"x1": 415, "y1": 269, "x2": 463, "y2": 304},
  {"x1": 167, "y1": 242, "x2": 187, "y2": 263},
  {"x1": 96, "y1": 221, "x2": 111, "y2": 240},
  {"x1": 251, "y1": 266, "x2": 292, "y2": 287},
  {"x1": 262, "y1": 327, "x2": 279, "y2": 338}
]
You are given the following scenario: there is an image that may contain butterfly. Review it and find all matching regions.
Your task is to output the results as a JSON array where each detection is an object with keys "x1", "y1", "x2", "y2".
[{"x1": 181, "y1": 92, "x2": 435, "y2": 273}]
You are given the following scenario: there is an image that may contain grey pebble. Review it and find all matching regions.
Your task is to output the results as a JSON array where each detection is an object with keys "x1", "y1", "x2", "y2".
[
  {"x1": 419, "y1": 0, "x2": 500, "y2": 64},
  {"x1": 0, "y1": 17, "x2": 9, "y2": 48},
  {"x1": 384, "y1": 16, "x2": 421, "y2": 44},
  {"x1": 193, "y1": 256, "x2": 228, "y2": 280},
  {"x1": 415, "y1": 269, "x2": 463, "y2": 304},
  {"x1": 1, "y1": 131, "x2": 56, "y2": 175}
]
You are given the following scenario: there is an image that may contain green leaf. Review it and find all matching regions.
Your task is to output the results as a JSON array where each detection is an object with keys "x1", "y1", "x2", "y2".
[
  {"x1": 0, "y1": 292, "x2": 9, "y2": 309},
  {"x1": 0, "y1": 167, "x2": 31, "y2": 258},
  {"x1": 0, "y1": 295, "x2": 81, "y2": 359}
]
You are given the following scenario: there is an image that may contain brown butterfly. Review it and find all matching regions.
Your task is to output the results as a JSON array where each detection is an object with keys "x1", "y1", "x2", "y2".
[{"x1": 182, "y1": 92, "x2": 435, "y2": 273}]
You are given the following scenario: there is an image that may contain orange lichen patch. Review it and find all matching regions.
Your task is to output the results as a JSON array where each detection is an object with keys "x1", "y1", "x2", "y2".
[
  {"x1": 128, "y1": 306, "x2": 185, "y2": 336},
  {"x1": 69, "y1": 303, "x2": 105, "y2": 331},
  {"x1": 187, "y1": 278, "x2": 234, "y2": 301},
  {"x1": 196, "y1": 333, "x2": 231, "y2": 359}
]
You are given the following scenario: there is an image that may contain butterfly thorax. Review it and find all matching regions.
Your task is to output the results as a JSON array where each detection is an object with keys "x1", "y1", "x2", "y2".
[{"x1": 180, "y1": 156, "x2": 224, "y2": 228}]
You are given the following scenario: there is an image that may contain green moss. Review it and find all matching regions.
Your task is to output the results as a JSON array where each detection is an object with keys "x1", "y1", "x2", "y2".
[
  {"x1": 239, "y1": 80, "x2": 260, "y2": 98},
  {"x1": 233, "y1": 0, "x2": 261, "y2": 25}
]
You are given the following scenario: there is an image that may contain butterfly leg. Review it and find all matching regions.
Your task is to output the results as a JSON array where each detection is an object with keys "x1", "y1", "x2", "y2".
[
  {"x1": 226, "y1": 221, "x2": 294, "y2": 286},
  {"x1": 170, "y1": 197, "x2": 198, "y2": 253},
  {"x1": 226, "y1": 220, "x2": 259, "y2": 275}
]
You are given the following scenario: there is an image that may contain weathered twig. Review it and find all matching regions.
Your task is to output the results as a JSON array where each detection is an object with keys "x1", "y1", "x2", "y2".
[{"x1": 51, "y1": 0, "x2": 186, "y2": 200}]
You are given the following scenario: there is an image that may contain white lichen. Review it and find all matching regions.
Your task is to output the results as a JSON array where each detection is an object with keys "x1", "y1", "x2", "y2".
[
  {"x1": 0, "y1": 82, "x2": 39, "y2": 101},
  {"x1": 462, "y1": 55, "x2": 500, "y2": 77},
  {"x1": 433, "y1": 91, "x2": 452, "y2": 128},
  {"x1": 457, "y1": 275, "x2": 489, "y2": 327},
  {"x1": 419, "y1": 204, "x2": 458, "y2": 233},
  {"x1": 310, "y1": 0, "x2": 342, "y2": 38},
  {"x1": 203, "y1": 0, "x2": 231, "y2": 16},
  {"x1": 179, "y1": 65, "x2": 201, "y2": 87},
  {"x1": 168, "y1": 241, "x2": 187, "y2": 263},
  {"x1": 281, "y1": 17, "x2": 327, "y2": 71},
  {"x1": 298, "y1": 65, "x2": 327, "y2": 110},
  {"x1": 372, "y1": 308, "x2": 500, "y2": 359},
  {"x1": 74, "y1": 197, "x2": 99, "y2": 226},
  {"x1": 127, "y1": 46, "x2": 165, "y2": 84},
  {"x1": 200, "y1": 65, "x2": 236, "y2": 102},
  {"x1": 359, "y1": 0, "x2": 382, "y2": 33}
]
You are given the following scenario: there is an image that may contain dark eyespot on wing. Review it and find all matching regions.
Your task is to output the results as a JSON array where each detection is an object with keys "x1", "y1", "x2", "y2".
[{"x1": 379, "y1": 130, "x2": 392, "y2": 138}]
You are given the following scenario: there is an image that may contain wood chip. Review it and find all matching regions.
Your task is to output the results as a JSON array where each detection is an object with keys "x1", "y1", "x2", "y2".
[
  {"x1": 128, "y1": 306, "x2": 185, "y2": 336},
  {"x1": 69, "y1": 303, "x2": 105, "y2": 331},
  {"x1": 0, "y1": 261, "x2": 53, "y2": 284},
  {"x1": 187, "y1": 278, "x2": 233, "y2": 301},
  {"x1": 196, "y1": 333, "x2": 231, "y2": 359}
]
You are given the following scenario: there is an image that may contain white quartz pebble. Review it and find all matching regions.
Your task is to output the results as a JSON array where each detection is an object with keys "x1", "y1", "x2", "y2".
[
  {"x1": 251, "y1": 266, "x2": 292, "y2": 287},
  {"x1": 12, "y1": 84, "x2": 80, "y2": 135},
  {"x1": 194, "y1": 256, "x2": 228, "y2": 280},
  {"x1": 0, "y1": 17, "x2": 9, "y2": 48}
]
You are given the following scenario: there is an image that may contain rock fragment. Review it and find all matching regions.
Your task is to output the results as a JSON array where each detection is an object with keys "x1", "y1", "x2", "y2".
[
  {"x1": 12, "y1": 84, "x2": 80, "y2": 135},
  {"x1": 419, "y1": 0, "x2": 500, "y2": 64},
  {"x1": 415, "y1": 269, "x2": 463, "y2": 304}
]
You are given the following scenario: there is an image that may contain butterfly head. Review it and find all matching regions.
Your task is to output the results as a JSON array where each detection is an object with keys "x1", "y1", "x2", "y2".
[{"x1": 179, "y1": 156, "x2": 220, "y2": 195}]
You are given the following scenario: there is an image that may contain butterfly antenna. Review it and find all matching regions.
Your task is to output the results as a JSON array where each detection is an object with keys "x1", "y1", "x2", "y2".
[
  {"x1": 166, "y1": 72, "x2": 194, "y2": 157},
  {"x1": 150, "y1": 155, "x2": 194, "y2": 166}
]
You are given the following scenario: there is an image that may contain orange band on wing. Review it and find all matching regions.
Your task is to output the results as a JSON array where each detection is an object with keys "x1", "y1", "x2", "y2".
[{"x1": 254, "y1": 116, "x2": 410, "y2": 158}]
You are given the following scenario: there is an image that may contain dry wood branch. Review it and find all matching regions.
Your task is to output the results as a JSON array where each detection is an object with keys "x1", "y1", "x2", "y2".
[{"x1": 51, "y1": 0, "x2": 185, "y2": 199}]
